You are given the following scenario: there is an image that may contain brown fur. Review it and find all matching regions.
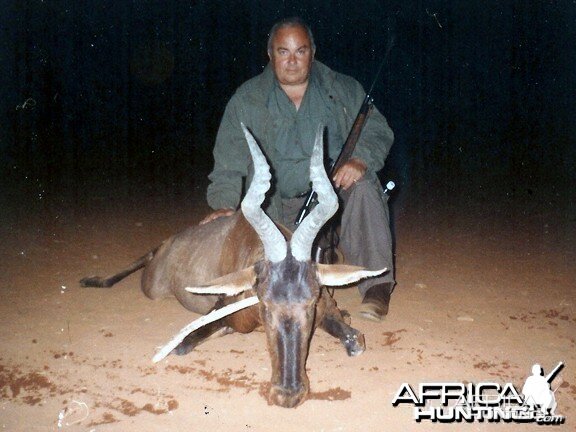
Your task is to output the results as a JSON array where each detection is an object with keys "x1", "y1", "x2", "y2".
[
  {"x1": 217, "y1": 216, "x2": 297, "y2": 335},
  {"x1": 217, "y1": 215, "x2": 265, "y2": 275},
  {"x1": 81, "y1": 210, "x2": 362, "y2": 409}
]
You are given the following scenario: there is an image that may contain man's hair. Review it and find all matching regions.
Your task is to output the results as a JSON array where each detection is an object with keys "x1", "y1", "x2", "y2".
[{"x1": 267, "y1": 17, "x2": 316, "y2": 54}]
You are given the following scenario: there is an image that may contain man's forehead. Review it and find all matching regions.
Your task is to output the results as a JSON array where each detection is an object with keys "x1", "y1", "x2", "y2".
[{"x1": 272, "y1": 25, "x2": 311, "y2": 47}]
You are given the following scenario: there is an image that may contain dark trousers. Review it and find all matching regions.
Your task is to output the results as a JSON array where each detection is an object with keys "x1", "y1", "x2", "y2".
[{"x1": 280, "y1": 178, "x2": 395, "y2": 297}]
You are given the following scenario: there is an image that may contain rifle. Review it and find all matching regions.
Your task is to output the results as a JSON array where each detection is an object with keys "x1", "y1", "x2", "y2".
[
  {"x1": 545, "y1": 361, "x2": 564, "y2": 383},
  {"x1": 294, "y1": 38, "x2": 395, "y2": 227}
]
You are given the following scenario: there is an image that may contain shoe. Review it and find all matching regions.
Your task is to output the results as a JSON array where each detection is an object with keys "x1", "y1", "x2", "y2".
[{"x1": 358, "y1": 283, "x2": 393, "y2": 322}]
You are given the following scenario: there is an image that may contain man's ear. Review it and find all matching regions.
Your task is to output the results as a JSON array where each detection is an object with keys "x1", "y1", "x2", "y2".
[
  {"x1": 316, "y1": 264, "x2": 387, "y2": 287},
  {"x1": 186, "y1": 266, "x2": 256, "y2": 296}
]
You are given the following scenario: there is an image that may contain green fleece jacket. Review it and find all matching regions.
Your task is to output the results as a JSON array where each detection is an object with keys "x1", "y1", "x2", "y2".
[{"x1": 207, "y1": 60, "x2": 394, "y2": 222}]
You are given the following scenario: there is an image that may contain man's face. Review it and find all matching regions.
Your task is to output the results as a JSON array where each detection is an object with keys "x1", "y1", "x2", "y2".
[{"x1": 268, "y1": 25, "x2": 314, "y2": 87}]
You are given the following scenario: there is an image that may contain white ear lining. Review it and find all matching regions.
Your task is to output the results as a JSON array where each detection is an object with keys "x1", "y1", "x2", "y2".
[
  {"x1": 186, "y1": 285, "x2": 251, "y2": 296},
  {"x1": 316, "y1": 264, "x2": 388, "y2": 287},
  {"x1": 185, "y1": 266, "x2": 256, "y2": 297}
]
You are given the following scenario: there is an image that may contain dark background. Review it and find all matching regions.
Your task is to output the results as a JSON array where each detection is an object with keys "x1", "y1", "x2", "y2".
[{"x1": 1, "y1": 0, "x2": 574, "y2": 209}]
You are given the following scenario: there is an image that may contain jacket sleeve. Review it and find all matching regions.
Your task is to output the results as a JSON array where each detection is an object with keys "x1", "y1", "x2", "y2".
[
  {"x1": 206, "y1": 94, "x2": 251, "y2": 210},
  {"x1": 347, "y1": 79, "x2": 394, "y2": 174}
]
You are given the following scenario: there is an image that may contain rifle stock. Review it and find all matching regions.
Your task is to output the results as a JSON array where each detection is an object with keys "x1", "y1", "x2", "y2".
[{"x1": 332, "y1": 95, "x2": 374, "y2": 174}]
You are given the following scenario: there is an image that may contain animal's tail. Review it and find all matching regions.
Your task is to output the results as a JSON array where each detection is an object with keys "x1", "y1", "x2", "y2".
[{"x1": 80, "y1": 248, "x2": 158, "y2": 288}]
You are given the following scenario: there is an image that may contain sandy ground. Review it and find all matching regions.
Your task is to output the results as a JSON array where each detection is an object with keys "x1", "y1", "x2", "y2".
[{"x1": 0, "y1": 180, "x2": 574, "y2": 431}]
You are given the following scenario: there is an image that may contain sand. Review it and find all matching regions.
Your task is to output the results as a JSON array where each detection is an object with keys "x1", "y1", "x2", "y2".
[{"x1": 1, "y1": 182, "x2": 574, "y2": 431}]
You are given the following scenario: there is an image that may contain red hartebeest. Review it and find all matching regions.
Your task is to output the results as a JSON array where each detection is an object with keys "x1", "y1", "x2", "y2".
[{"x1": 81, "y1": 124, "x2": 386, "y2": 407}]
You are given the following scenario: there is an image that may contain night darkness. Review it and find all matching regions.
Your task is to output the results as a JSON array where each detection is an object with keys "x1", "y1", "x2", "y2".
[
  {"x1": 2, "y1": 1, "x2": 575, "y2": 203},
  {"x1": 1, "y1": 1, "x2": 575, "y2": 428}
]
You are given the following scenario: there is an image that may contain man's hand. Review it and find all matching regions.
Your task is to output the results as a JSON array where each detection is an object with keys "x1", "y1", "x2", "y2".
[
  {"x1": 332, "y1": 158, "x2": 367, "y2": 191},
  {"x1": 199, "y1": 208, "x2": 235, "y2": 225}
]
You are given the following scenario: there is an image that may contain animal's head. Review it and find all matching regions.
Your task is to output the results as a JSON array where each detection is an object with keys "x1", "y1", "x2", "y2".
[{"x1": 187, "y1": 124, "x2": 385, "y2": 407}]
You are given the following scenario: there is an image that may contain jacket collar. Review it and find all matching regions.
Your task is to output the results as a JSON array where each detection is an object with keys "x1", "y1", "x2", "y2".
[{"x1": 250, "y1": 60, "x2": 336, "y2": 105}]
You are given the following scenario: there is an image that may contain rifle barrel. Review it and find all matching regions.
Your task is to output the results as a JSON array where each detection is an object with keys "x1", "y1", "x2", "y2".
[
  {"x1": 546, "y1": 361, "x2": 564, "y2": 383},
  {"x1": 293, "y1": 38, "x2": 395, "y2": 226}
]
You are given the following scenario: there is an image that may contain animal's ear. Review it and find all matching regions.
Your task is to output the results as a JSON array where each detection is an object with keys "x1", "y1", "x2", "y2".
[
  {"x1": 316, "y1": 264, "x2": 387, "y2": 287},
  {"x1": 186, "y1": 266, "x2": 257, "y2": 296}
]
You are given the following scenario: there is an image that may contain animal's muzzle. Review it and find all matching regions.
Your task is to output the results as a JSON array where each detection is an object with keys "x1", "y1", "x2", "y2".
[
  {"x1": 268, "y1": 317, "x2": 310, "y2": 407},
  {"x1": 269, "y1": 383, "x2": 308, "y2": 408}
]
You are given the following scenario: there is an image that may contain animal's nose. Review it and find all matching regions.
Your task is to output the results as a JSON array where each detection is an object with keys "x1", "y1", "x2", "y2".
[{"x1": 269, "y1": 384, "x2": 307, "y2": 408}]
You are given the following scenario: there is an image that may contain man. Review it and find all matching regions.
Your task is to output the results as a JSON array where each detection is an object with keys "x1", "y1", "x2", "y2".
[
  {"x1": 522, "y1": 364, "x2": 558, "y2": 415},
  {"x1": 200, "y1": 18, "x2": 395, "y2": 321}
]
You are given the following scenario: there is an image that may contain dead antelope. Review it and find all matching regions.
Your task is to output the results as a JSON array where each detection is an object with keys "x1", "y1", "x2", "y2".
[{"x1": 81, "y1": 124, "x2": 386, "y2": 408}]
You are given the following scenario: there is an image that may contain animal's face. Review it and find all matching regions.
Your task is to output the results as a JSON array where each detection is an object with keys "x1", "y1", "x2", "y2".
[{"x1": 255, "y1": 256, "x2": 321, "y2": 408}]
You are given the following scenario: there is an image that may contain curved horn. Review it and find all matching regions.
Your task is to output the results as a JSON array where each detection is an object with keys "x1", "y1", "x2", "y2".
[
  {"x1": 240, "y1": 123, "x2": 287, "y2": 262},
  {"x1": 290, "y1": 125, "x2": 339, "y2": 262}
]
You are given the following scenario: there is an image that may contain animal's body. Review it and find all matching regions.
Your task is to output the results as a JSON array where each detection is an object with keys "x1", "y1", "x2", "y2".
[
  {"x1": 142, "y1": 212, "x2": 259, "y2": 317},
  {"x1": 81, "y1": 124, "x2": 385, "y2": 407}
]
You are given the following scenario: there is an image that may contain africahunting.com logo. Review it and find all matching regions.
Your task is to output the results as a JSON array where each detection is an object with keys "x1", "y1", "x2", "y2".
[{"x1": 392, "y1": 362, "x2": 565, "y2": 425}]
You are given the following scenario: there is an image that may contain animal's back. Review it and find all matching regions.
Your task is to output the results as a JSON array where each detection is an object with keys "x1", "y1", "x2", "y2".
[{"x1": 142, "y1": 213, "x2": 242, "y2": 314}]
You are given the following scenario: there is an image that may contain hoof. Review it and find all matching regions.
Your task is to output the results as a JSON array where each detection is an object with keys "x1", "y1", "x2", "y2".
[
  {"x1": 80, "y1": 276, "x2": 108, "y2": 288},
  {"x1": 344, "y1": 332, "x2": 365, "y2": 357}
]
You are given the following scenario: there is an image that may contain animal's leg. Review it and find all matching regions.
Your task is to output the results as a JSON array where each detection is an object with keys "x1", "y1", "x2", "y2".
[
  {"x1": 172, "y1": 319, "x2": 233, "y2": 356},
  {"x1": 81, "y1": 249, "x2": 157, "y2": 288},
  {"x1": 318, "y1": 290, "x2": 365, "y2": 356},
  {"x1": 320, "y1": 312, "x2": 365, "y2": 356}
]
